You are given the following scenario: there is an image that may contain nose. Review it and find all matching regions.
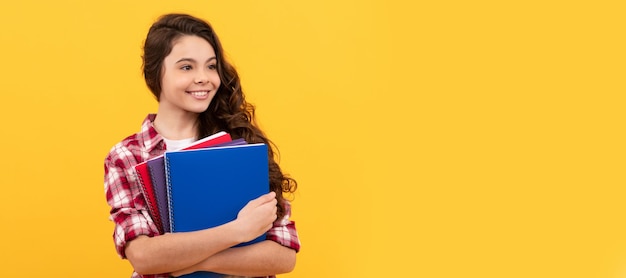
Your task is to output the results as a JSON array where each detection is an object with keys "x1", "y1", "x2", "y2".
[{"x1": 194, "y1": 70, "x2": 209, "y2": 84}]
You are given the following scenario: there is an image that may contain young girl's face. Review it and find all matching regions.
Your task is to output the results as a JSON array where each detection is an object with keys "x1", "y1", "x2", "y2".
[{"x1": 159, "y1": 35, "x2": 221, "y2": 115}]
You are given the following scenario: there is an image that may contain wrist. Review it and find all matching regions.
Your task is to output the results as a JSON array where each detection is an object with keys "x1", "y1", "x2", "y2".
[{"x1": 225, "y1": 219, "x2": 247, "y2": 244}]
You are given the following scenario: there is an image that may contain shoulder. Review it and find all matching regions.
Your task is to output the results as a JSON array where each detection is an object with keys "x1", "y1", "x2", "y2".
[
  {"x1": 104, "y1": 133, "x2": 144, "y2": 168},
  {"x1": 104, "y1": 114, "x2": 158, "y2": 166}
]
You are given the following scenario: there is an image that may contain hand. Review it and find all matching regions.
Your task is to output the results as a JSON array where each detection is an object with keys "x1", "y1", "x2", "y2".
[{"x1": 234, "y1": 191, "x2": 278, "y2": 242}]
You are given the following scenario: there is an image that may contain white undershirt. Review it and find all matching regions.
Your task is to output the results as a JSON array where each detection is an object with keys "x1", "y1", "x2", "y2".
[{"x1": 163, "y1": 137, "x2": 195, "y2": 151}]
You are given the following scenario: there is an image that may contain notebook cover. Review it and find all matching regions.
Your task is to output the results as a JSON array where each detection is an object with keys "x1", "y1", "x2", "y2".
[
  {"x1": 147, "y1": 138, "x2": 248, "y2": 233},
  {"x1": 181, "y1": 132, "x2": 233, "y2": 151},
  {"x1": 134, "y1": 131, "x2": 232, "y2": 234},
  {"x1": 165, "y1": 143, "x2": 269, "y2": 278}
]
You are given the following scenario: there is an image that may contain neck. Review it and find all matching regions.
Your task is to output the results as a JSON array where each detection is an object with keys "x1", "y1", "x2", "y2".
[{"x1": 153, "y1": 108, "x2": 199, "y2": 140}]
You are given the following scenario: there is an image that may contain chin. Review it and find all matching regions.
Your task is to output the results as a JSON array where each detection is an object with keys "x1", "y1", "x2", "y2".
[
  {"x1": 190, "y1": 107, "x2": 211, "y2": 114},
  {"x1": 186, "y1": 102, "x2": 212, "y2": 114}
]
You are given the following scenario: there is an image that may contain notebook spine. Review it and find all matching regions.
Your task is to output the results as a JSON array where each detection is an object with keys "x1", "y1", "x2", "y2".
[
  {"x1": 135, "y1": 168, "x2": 163, "y2": 234},
  {"x1": 147, "y1": 165, "x2": 166, "y2": 234},
  {"x1": 164, "y1": 154, "x2": 175, "y2": 233}
]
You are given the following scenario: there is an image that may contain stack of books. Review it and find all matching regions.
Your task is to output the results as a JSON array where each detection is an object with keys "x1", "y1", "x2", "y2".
[{"x1": 134, "y1": 132, "x2": 270, "y2": 278}]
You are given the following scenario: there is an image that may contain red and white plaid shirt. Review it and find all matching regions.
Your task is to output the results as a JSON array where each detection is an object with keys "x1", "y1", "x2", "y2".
[{"x1": 104, "y1": 114, "x2": 300, "y2": 278}]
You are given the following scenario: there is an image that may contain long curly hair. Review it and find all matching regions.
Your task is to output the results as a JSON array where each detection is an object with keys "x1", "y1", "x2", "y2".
[{"x1": 142, "y1": 13, "x2": 297, "y2": 218}]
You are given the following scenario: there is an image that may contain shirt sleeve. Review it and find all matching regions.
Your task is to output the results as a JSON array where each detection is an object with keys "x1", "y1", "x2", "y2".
[
  {"x1": 266, "y1": 200, "x2": 301, "y2": 252},
  {"x1": 104, "y1": 147, "x2": 160, "y2": 259}
]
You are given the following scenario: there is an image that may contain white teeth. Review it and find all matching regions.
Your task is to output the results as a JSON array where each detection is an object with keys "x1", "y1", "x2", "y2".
[{"x1": 190, "y1": 91, "x2": 208, "y2": 96}]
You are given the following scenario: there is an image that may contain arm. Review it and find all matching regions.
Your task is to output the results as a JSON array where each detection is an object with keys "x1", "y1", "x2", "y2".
[
  {"x1": 172, "y1": 240, "x2": 295, "y2": 277},
  {"x1": 126, "y1": 192, "x2": 278, "y2": 275},
  {"x1": 171, "y1": 202, "x2": 301, "y2": 277},
  {"x1": 125, "y1": 222, "x2": 240, "y2": 275}
]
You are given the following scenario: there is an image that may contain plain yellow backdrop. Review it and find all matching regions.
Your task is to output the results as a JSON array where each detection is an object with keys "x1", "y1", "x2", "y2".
[{"x1": 0, "y1": 0, "x2": 625, "y2": 277}]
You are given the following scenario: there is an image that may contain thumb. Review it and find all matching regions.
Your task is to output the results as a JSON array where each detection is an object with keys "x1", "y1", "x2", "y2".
[
  {"x1": 248, "y1": 191, "x2": 276, "y2": 207},
  {"x1": 263, "y1": 191, "x2": 277, "y2": 201}
]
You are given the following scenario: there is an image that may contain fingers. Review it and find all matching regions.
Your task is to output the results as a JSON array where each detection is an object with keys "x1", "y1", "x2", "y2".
[
  {"x1": 256, "y1": 195, "x2": 278, "y2": 217},
  {"x1": 251, "y1": 193, "x2": 278, "y2": 224},
  {"x1": 263, "y1": 191, "x2": 277, "y2": 201},
  {"x1": 247, "y1": 191, "x2": 277, "y2": 207},
  {"x1": 235, "y1": 191, "x2": 279, "y2": 241}
]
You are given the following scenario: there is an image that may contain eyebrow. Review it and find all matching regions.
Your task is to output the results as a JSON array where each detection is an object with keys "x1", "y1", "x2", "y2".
[{"x1": 175, "y1": 57, "x2": 217, "y2": 63}]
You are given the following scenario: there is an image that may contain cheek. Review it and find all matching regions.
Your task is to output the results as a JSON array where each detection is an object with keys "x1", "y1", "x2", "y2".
[
  {"x1": 165, "y1": 74, "x2": 190, "y2": 89},
  {"x1": 211, "y1": 72, "x2": 221, "y2": 88},
  {"x1": 160, "y1": 73, "x2": 174, "y2": 90},
  {"x1": 160, "y1": 75, "x2": 189, "y2": 96}
]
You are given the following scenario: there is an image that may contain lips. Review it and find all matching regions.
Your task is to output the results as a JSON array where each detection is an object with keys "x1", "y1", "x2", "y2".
[{"x1": 187, "y1": 91, "x2": 209, "y2": 97}]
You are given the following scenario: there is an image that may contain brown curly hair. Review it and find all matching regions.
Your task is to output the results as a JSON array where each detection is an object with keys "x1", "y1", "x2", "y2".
[{"x1": 142, "y1": 13, "x2": 297, "y2": 218}]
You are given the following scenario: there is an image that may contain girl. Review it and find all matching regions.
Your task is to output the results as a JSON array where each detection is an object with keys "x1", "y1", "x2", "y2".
[{"x1": 104, "y1": 13, "x2": 300, "y2": 278}]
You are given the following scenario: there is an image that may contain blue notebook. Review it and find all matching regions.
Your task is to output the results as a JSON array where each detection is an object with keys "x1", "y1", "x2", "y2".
[
  {"x1": 164, "y1": 143, "x2": 270, "y2": 278},
  {"x1": 148, "y1": 138, "x2": 248, "y2": 233}
]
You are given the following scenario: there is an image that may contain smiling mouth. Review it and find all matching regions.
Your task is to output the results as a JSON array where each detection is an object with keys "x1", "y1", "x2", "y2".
[{"x1": 187, "y1": 91, "x2": 209, "y2": 97}]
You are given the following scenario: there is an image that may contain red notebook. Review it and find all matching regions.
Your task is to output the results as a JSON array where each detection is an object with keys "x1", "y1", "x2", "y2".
[{"x1": 134, "y1": 131, "x2": 232, "y2": 234}]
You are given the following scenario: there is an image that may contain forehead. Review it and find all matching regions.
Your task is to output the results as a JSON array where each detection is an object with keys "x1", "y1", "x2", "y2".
[{"x1": 166, "y1": 35, "x2": 216, "y2": 61}]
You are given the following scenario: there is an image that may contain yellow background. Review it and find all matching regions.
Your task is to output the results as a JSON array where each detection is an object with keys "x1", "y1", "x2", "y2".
[{"x1": 0, "y1": 0, "x2": 624, "y2": 277}]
